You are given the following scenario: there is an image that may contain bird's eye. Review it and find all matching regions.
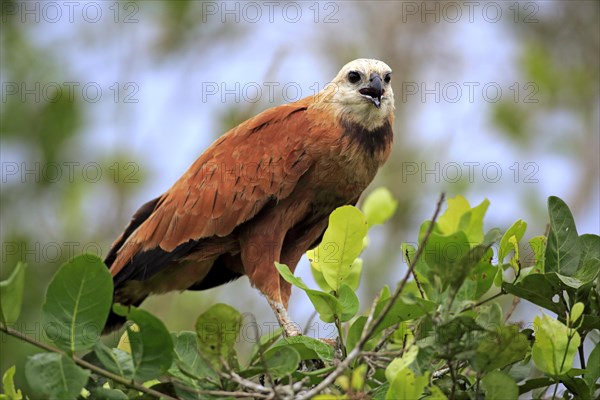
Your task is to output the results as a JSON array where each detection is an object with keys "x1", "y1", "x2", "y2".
[
  {"x1": 384, "y1": 73, "x2": 391, "y2": 84},
  {"x1": 348, "y1": 71, "x2": 361, "y2": 84}
]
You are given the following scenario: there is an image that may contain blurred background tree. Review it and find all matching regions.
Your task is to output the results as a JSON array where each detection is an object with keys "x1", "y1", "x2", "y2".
[{"x1": 1, "y1": 0, "x2": 598, "y2": 394}]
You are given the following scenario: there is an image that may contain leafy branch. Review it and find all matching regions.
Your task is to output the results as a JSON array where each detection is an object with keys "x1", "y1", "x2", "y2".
[
  {"x1": 1, "y1": 192, "x2": 598, "y2": 399},
  {"x1": 0, "y1": 322, "x2": 175, "y2": 400},
  {"x1": 295, "y1": 192, "x2": 445, "y2": 400}
]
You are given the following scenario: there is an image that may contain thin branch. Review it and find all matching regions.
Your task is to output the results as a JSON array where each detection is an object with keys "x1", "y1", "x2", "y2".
[
  {"x1": 248, "y1": 313, "x2": 277, "y2": 391},
  {"x1": 295, "y1": 193, "x2": 445, "y2": 400},
  {"x1": 220, "y1": 369, "x2": 273, "y2": 394},
  {"x1": 448, "y1": 361, "x2": 457, "y2": 400},
  {"x1": 333, "y1": 315, "x2": 347, "y2": 359},
  {"x1": 504, "y1": 296, "x2": 521, "y2": 322},
  {"x1": 372, "y1": 323, "x2": 399, "y2": 352},
  {"x1": 0, "y1": 323, "x2": 176, "y2": 400},
  {"x1": 171, "y1": 380, "x2": 270, "y2": 399},
  {"x1": 474, "y1": 373, "x2": 481, "y2": 399},
  {"x1": 460, "y1": 291, "x2": 505, "y2": 313},
  {"x1": 405, "y1": 249, "x2": 425, "y2": 299},
  {"x1": 303, "y1": 310, "x2": 318, "y2": 335}
]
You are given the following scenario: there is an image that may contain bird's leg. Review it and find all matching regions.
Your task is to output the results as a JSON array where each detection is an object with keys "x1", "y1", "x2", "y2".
[{"x1": 267, "y1": 297, "x2": 301, "y2": 337}]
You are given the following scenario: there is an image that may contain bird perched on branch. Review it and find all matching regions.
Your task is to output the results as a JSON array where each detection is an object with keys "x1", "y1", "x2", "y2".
[{"x1": 103, "y1": 59, "x2": 395, "y2": 337}]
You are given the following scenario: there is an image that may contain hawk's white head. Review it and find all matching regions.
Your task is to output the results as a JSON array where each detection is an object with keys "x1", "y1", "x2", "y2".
[{"x1": 319, "y1": 58, "x2": 395, "y2": 130}]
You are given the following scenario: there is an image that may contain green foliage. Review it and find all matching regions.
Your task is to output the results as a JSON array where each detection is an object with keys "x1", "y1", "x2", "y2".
[
  {"x1": 532, "y1": 314, "x2": 581, "y2": 376},
  {"x1": 42, "y1": 255, "x2": 113, "y2": 353},
  {"x1": 0, "y1": 366, "x2": 22, "y2": 400},
  {"x1": 362, "y1": 187, "x2": 398, "y2": 227},
  {"x1": 25, "y1": 353, "x2": 90, "y2": 400},
  {"x1": 0, "y1": 263, "x2": 26, "y2": 325},
  {"x1": 195, "y1": 303, "x2": 241, "y2": 370},
  {"x1": 482, "y1": 371, "x2": 518, "y2": 400},
  {"x1": 1, "y1": 191, "x2": 598, "y2": 399},
  {"x1": 307, "y1": 205, "x2": 368, "y2": 292},
  {"x1": 113, "y1": 305, "x2": 174, "y2": 381},
  {"x1": 545, "y1": 196, "x2": 581, "y2": 276}
]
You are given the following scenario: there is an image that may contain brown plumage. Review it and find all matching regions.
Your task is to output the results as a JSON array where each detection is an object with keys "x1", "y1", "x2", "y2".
[{"x1": 103, "y1": 59, "x2": 395, "y2": 336}]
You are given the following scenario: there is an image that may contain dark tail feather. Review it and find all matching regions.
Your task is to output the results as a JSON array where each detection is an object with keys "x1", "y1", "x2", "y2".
[{"x1": 102, "y1": 196, "x2": 162, "y2": 335}]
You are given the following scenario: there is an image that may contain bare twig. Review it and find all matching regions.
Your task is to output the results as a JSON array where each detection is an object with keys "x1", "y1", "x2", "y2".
[
  {"x1": 333, "y1": 315, "x2": 347, "y2": 359},
  {"x1": 172, "y1": 380, "x2": 270, "y2": 399},
  {"x1": 448, "y1": 361, "x2": 457, "y2": 399},
  {"x1": 295, "y1": 193, "x2": 446, "y2": 400},
  {"x1": 303, "y1": 310, "x2": 318, "y2": 335},
  {"x1": 504, "y1": 296, "x2": 521, "y2": 322},
  {"x1": 220, "y1": 368, "x2": 273, "y2": 394},
  {"x1": 0, "y1": 323, "x2": 176, "y2": 400},
  {"x1": 372, "y1": 323, "x2": 400, "y2": 352},
  {"x1": 405, "y1": 249, "x2": 425, "y2": 299},
  {"x1": 248, "y1": 313, "x2": 277, "y2": 391},
  {"x1": 460, "y1": 291, "x2": 505, "y2": 313}
]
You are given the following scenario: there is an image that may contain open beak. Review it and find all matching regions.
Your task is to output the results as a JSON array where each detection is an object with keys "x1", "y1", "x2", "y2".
[{"x1": 359, "y1": 73, "x2": 384, "y2": 108}]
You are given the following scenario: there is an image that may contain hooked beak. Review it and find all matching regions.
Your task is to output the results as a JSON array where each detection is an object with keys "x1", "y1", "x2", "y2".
[{"x1": 359, "y1": 72, "x2": 384, "y2": 108}]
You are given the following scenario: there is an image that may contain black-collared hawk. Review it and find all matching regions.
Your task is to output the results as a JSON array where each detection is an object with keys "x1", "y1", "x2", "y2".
[{"x1": 103, "y1": 59, "x2": 395, "y2": 337}]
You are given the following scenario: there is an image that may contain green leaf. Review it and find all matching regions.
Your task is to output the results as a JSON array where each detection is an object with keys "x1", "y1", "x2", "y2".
[
  {"x1": 42, "y1": 255, "x2": 113, "y2": 353},
  {"x1": 528, "y1": 235, "x2": 546, "y2": 273},
  {"x1": 171, "y1": 331, "x2": 218, "y2": 379},
  {"x1": 346, "y1": 316, "x2": 368, "y2": 352},
  {"x1": 344, "y1": 258, "x2": 363, "y2": 291},
  {"x1": 503, "y1": 273, "x2": 567, "y2": 315},
  {"x1": 169, "y1": 331, "x2": 219, "y2": 398},
  {"x1": 385, "y1": 345, "x2": 419, "y2": 382},
  {"x1": 482, "y1": 371, "x2": 518, "y2": 400},
  {"x1": 376, "y1": 297, "x2": 435, "y2": 333},
  {"x1": 171, "y1": 331, "x2": 210, "y2": 374},
  {"x1": 25, "y1": 353, "x2": 89, "y2": 400},
  {"x1": 93, "y1": 342, "x2": 134, "y2": 379},
  {"x1": 271, "y1": 335, "x2": 334, "y2": 362},
  {"x1": 88, "y1": 388, "x2": 129, "y2": 400},
  {"x1": 0, "y1": 262, "x2": 26, "y2": 325},
  {"x1": 584, "y1": 343, "x2": 600, "y2": 398},
  {"x1": 113, "y1": 305, "x2": 174, "y2": 381},
  {"x1": 475, "y1": 303, "x2": 503, "y2": 329},
  {"x1": 386, "y1": 369, "x2": 428, "y2": 400},
  {"x1": 423, "y1": 231, "x2": 471, "y2": 291},
  {"x1": 247, "y1": 327, "x2": 284, "y2": 367},
  {"x1": 518, "y1": 377, "x2": 555, "y2": 395},
  {"x1": 338, "y1": 283, "x2": 359, "y2": 322},
  {"x1": 311, "y1": 264, "x2": 333, "y2": 292},
  {"x1": 545, "y1": 196, "x2": 581, "y2": 276},
  {"x1": 261, "y1": 346, "x2": 301, "y2": 378},
  {"x1": 427, "y1": 385, "x2": 448, "y2": 399},
  {"x1": 276, "y1": 262, "x2": 341, "y2": 323},
  {"x1": 436, "y1": 195, "x2": 471, "y2": 235},
  {"x1": 195, "y1": 303, "x2": 242, "y2": 370},
  {"x1": 569, "y1": 302, "x2": 585, "y2": 326},
  {"x1": 362, "y1": 187, "x2": 398, "y2": 226},
  {"x1": 576, "y1": 234, "x2": 600, "y2": 282},
  {"x1": 499, "y1": 220, "x2": 527, "y2": 264},
  {"x1": 371, "y1": 383, "x2": 390, "y2": 400},
  {"x1": 458, "y1": 198, "x2": 490, "y2": 244},
  {"x1": 275, "y1": 262, "x2": 309, "y2": 290},
  {"x1": 532, "y1": 314, "x2": 581, "y2": 376},
  {"x1": 1, "y1": 366, "x2": 22, "y2": 400},
  {"x1": 472, "y1": 325, "x2": 530, "y2": 373},
  {"x1": 456, "y1": 248, "x2": 496, "y2": 301},
  {"x1": 308, "y1": 206, "x2": 368, "y2": 291}
]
